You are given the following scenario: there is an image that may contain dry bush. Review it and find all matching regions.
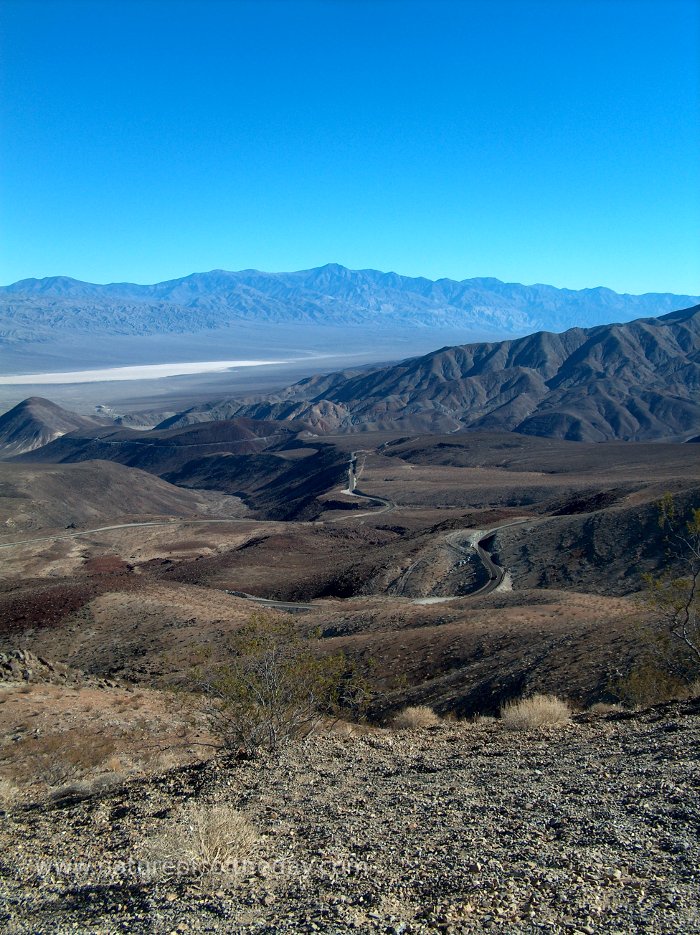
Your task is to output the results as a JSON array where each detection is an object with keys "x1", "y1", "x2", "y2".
[
  {"x1": 0, "y1": 777, "x2": 21, "y2": 807},
  {"x1": 500, "y1": 694, "x2": 572, "y2": 730},
  {"x1": 588, "y1": 702, "x2": 624, "y2": 715},
  {"x1": 193, "y1": 612, "x2": 371, "y2": 754},
  {"x1": 390, "y1": 705, "x2": 440, "y2": 729},
  {"x1": 145, "y1": 803, "x2": 258, "y2": 879}
]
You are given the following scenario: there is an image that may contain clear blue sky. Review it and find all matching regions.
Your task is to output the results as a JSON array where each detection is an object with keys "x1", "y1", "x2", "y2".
[{"x1": 1, "y1": 0, "x2": 699, "y2": 293}]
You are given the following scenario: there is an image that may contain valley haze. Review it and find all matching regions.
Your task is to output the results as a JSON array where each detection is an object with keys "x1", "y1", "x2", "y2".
[{"x1": 1, "y1": 263, "x2": 697, "y2": 414}]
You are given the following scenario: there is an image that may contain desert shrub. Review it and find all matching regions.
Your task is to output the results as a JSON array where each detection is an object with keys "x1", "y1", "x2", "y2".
[
  {"x1": 195, "y1": 612, "x2": 372, "y2": 755},
  {"x1": 390, "y1": 705, "x2": 440, "y2": 729},
  {"x1": 500, "y1": 693, "x2": 572, "y2": 730},
  {"x1": 0, "y1": 777, "x2": 21, "y2": 807},
  {"x1": 643, "y1": 495, "x2": 699, "y2": 666},
  {"x1": 588, "y1": 702, "x2": 624, "y2": 715},
  {"x1": 146, "y1": 803, "x2": 257, "y2": 880},
  {"x1": 614, "y1": 662, "x2": 699, "y2": 708}
]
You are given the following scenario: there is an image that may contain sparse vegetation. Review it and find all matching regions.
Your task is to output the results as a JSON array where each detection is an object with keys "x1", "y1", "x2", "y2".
[
  {"x1": 644, "y1": 495, "x2": 700, "y2": 666},
  {"x1": 614, "y1": 661, "x2": 700, "y2": 709},
  {"x1": 0, "y1": 777, "x2": 21, "y2": 808},
  {"x1": 390, "y1": 705, "x2": 440, "y2": 729},
  {"x1": 0, "y1": 682, "x2": 215, "y2": 799},
  {"x1": 11, "y1": 730, "x2": 119, "y2": 787},
  {"x1": 500, "y1": 693, "x2": 572, "y2": 730},
  {"x1": 195, "y1": 613, "x2": 371, "y2": 755},
  {"x1": 145, "y1": 803, "x2": 258, "y2": 880}
]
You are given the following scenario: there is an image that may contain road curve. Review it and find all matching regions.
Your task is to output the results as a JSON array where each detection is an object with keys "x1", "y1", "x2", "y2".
[
  {"x1": 336, "y1": 450, "x2": 396, "y2": 516},
  {"x1": 224, "y1": 590, "x2": 316, "y2": 613},
  {"x1": 0, "y1": 517, "x2": 277, "y2": 550},
  {"x1": 470, "y1": 518, "x2": 531, "y2": 596}
]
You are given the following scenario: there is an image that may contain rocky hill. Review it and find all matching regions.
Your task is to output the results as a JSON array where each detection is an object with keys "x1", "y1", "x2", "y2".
[
  {"x1": 8, "y1": 410, "x2": 346, "y2": 521},
  {"x1": 7, "y1": 410, "x2": 299, "y2": 472},
  {"x1": 1, "y1": 264, "x2": 697, "y2": 344},
  {"x1": 164, "y1": 305, "x2": 700, "y2": 441}
]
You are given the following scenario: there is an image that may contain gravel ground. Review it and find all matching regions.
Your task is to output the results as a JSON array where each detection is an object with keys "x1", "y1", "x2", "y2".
[{"x1": 1, "y1": 699, "x2": 699, "y2": 934}]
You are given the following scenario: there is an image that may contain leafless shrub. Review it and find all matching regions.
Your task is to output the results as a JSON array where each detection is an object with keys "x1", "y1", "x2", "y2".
[
  {"x1": 390, "y1": 705, "x2": 440, "y2": 729},
  {"x1": 500, "y1": 693, "x2": 572, "y2": 730},
  {"x1": 644, "y1": 495, "x2": 700, "y2": 666}
]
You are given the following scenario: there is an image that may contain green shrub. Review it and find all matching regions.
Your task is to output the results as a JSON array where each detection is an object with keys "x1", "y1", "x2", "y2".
[{"x1": 197, "y1": 613, "x2": 371, "y2": 754}]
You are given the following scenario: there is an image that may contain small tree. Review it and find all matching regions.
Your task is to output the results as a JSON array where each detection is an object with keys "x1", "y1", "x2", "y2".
[
  {"x1": 200, "y1": 612, "x2": 370, "y2": 755},
  {"x1": 644, "y1": 494, "x2": 700, "y2": 667}
]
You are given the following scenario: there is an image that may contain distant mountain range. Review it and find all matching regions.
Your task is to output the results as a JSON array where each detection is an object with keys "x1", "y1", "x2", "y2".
[
  {"x1": 162, "y1": 305, "x2": 700, "y2": 442},
  {"x1": 1, "y1": 264, "x2": 698, "y2": 344},
  {"x1": 2, "y1": 304, "x2": 698, "y2": 445}
]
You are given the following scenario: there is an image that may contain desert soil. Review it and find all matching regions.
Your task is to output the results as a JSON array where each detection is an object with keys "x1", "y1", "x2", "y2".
[{"x1": 1, "y1": 699, "x2": 699, "y2": 934}]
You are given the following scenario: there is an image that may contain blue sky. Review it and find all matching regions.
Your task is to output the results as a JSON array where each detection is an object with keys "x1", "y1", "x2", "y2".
[{"x1": 1, "y1": 0, "x2": 699, "y2": 293}]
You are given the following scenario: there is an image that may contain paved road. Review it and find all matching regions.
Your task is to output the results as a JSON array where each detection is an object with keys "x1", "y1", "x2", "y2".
[
  {"x1": 446, "y1": 518, "x2": 531, "y2": 597},
  {"x1": 224, "y1": 589, "x2": 316, "y2": 613},
  {"x1": 336, "y1": 450, "x2": 396, "y2": 517},
  {"x1": 394, "y1": 519, "x2": 530, "y2": 601},
  {"x1": 0, "y1": 451, "x2": 527, "y2": 613},
  {"x1": 0, "y1": 517, "x2": 274, "y2": 550}
]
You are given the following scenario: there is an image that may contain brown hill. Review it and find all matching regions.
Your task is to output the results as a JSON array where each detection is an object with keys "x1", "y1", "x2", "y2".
[
  {"x1": 14, "y1": 416, "x2": 300, "y2": 474},
  {"x1": 0, "y1": 460, "x2": 246, "y2": 533},
  {"x1": 173, "y1": 305, "x2": 700, "y2": 441},
  {"x1": 0, "y1": 397, "x2": 106, "y2": 457}
]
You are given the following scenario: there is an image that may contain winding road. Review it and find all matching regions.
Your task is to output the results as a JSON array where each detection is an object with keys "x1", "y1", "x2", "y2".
[
  {"x1": 0, "y1": 517, "x2": 275, "y2": 550},
  {"x1": 337, "y1": 450, "x2": 395, "y2": 516},
  {"x1": 0, "y1": 450, "x2": 528, "y2": 613}
]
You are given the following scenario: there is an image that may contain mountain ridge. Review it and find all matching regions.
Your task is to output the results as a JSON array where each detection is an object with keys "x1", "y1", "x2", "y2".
[
  {"x1": 1, "y1": 264, "x2": 697, "y2": 344},
  {"x1": 162, "y1": 304, "x2": 700, "y2": 441}
]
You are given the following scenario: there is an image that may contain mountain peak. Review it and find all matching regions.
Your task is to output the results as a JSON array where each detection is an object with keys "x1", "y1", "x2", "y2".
[{"x1": 0, "y1": 397, "x2": 104, "y2": 458}]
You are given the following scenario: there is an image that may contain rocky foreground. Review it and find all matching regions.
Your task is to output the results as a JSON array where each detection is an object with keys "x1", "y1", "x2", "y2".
[{"x1": 1, "y1": 700, "x2": 699, "y2": 934}]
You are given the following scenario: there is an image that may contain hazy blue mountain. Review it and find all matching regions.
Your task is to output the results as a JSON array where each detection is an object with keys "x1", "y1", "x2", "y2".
[{"x1": 1, "y1": 264, "x2": 697, "y2": 345}]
